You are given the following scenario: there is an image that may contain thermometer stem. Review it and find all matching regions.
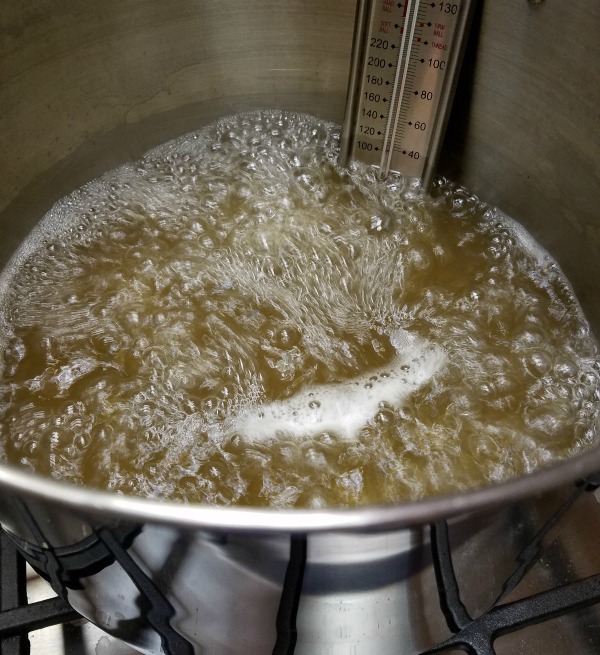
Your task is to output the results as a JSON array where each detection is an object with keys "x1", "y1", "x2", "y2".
[{"x1": 381, "y1": 0, "x2": 421, "y2": 177}]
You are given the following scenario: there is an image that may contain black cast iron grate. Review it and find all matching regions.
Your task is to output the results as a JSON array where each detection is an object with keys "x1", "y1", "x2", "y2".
[
  {"x1": 0, "y1": 529, "x2": 79, "y2": 655},
  {"x1": 420, "y1": 473, "x2": 600, "y2": 655},
  {"x1": 1, "y1": 474, "x2": 599, "y2": 655}
]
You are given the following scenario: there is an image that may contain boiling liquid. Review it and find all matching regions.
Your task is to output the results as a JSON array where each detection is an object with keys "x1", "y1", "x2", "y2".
[{"x1": 0, "y1": 111, "x2": 598, "y2": 508}]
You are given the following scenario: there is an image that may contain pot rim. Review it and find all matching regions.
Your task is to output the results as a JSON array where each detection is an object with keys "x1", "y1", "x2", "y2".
[{"x1": 1, "y1": 442, "x2": 599, "y2": 533}]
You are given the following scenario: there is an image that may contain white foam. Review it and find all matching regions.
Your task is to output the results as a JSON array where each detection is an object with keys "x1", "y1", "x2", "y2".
[
  {"x1": 486, "y1": 207, "x2": 548, "y2": 266},
  {"x1": 228, "y1": 329, "x2": 446, "y2": 442}
]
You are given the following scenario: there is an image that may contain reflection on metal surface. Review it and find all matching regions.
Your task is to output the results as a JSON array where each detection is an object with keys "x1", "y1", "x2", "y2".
[{"x1": 2, "y1": 475, "x2": 600, "y2": 654}]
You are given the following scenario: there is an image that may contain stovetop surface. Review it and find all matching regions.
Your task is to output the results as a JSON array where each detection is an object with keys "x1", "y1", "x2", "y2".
[{"x1": 27, "y1": 571, "x2": 137, "y2": 655}]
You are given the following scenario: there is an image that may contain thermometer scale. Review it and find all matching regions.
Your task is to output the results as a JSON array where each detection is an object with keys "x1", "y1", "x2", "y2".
[{"x1": 339, "y1": 0, "x2": 476, "y2": 189}]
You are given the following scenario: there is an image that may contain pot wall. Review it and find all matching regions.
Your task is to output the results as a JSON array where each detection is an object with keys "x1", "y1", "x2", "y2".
[
  {"x1": 3, "y1": 479, "x2": 586, "y2": 655},
  {"x1": 1, "y1": 1, "x2": 598, "y2": 326}
]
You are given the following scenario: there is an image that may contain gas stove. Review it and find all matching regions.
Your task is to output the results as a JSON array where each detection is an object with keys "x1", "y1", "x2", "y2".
[{"x1": 1, "y1": 477, "x2": 600, "y2": 655}]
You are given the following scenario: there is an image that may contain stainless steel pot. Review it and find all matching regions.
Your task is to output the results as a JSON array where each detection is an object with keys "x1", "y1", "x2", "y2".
[{"x1": 0, "y1": 1, "x2": 599, "y2": 653}]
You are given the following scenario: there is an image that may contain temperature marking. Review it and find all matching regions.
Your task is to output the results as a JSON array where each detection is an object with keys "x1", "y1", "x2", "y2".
[
  {"x1": 381, "y1": 0, "x2": 422, "y2": 175},
  {"x1": 339, "y1": 0, "x2": 476, "y2": 190}
]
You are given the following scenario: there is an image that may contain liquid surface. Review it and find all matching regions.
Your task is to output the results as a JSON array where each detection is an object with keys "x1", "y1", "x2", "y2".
[{"x1": 0, "y1": 111, "x2": 599, "y2": 508}]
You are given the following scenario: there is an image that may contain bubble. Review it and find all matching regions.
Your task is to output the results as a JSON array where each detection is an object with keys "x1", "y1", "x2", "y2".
[
  {"x1": 202, "y1": 396, "x2": 219, "y2": 412},
  {"x1": 366, "y1": 213, "x2": 392, "y2": 233},
  {"x1": 374, "y1": 406, "x2": 395, "y2": 427},
  {"x1": 217, "y1": 383, "x2": 236, "y2": 400},
  {"x1": 554, "y1": 359, "x2": 578, "y2": 380},
  {"x1": 526, "y1": 351, "x2": 553, "y2": 376},
  {"x1": 274, "y1": 326, "x2": 301, "y2": 350}
]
